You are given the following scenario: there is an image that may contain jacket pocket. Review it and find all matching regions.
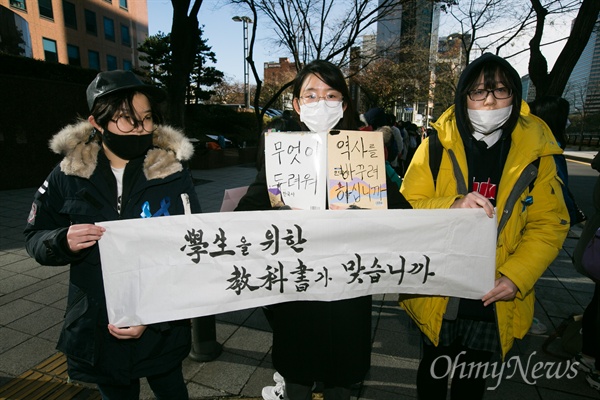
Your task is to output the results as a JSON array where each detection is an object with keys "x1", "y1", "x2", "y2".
[{"x1": 57, "y1": 283, "x2": 100, "y2": 365}]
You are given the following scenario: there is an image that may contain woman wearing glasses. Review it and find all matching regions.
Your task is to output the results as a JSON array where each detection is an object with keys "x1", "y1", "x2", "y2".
[
  {"x1": 24, "y1": 70, "x2": 198, "y2": 399},
  {"x1": 399, "y1": 53, "x2": 569, "y2": 399},
  {"x1": 237, "y1": 60, "x2": 410, "y2": 400}
]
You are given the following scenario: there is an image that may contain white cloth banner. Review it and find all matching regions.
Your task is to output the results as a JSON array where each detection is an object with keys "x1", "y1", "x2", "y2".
[{"x1": 98, "y1": 209, "x2": 497, "y2": 327}]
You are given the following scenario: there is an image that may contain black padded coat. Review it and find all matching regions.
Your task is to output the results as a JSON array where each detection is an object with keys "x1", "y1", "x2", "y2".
[
  {"x1": 24, "y1": 121, "x2": 200, "y2": 385},
  {"x1": 235, "y1": 164, "x2": 411, "y2": 386}
]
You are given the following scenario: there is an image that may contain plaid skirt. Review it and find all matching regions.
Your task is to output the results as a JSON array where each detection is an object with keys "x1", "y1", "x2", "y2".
[{"x1": 424, "y1": 318, "x2": 500, "y2": 353}]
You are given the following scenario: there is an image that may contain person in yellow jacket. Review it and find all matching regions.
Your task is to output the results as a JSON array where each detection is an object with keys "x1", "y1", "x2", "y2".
[{"x1": 399, "y1": 53, "x2": 569, "y2": 399}]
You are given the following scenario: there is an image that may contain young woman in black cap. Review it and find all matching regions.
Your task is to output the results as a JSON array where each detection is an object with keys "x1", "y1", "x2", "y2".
[{"x1": 24, "y1": 70, "x2": 198, "y2": 398}]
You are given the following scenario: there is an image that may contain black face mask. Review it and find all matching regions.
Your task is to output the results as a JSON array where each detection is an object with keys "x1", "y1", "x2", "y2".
[{"x1": 101, "y1": 129, "x2": 153, "y2": 160}]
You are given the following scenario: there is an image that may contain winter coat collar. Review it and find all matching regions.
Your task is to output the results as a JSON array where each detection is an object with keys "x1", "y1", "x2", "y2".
[
  {"x1": 49, "y1": 121, "x2": 195, "y2": 181},
  {"x1": 432, "y1": 100, "x2": 562, "y2": 162}
]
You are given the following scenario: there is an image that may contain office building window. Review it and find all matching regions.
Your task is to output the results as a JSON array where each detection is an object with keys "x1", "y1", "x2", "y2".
[
  {"x1": 121, "y1": 24, "x2": 131, "y2": 47},
  {"x1": 9, "y1": 0, "x2": 26, "y2": 11},
  {"x1": 85, "y1": 9, "x2": 97, "y2": 35},
  {"x1": 88, "y1": 50, "x2": 100, "y2": 70},
  {"x1": 39, "y1": 0, "x2": 53, "y2": 19},
  {"x1": 107, "y1": 54, "x2": 118, "y2": 70},
  {"x1": 104, "y1": 17, "x2": 115, "y2": 41},
  {"x1": 63, "y1": 1, "x2": 77, "y2": 29},
  {"x1": 120, "y1": 0, "x2": 128, "y2": 9},
  {"x1": 42, "y1": 38, "x2": 58, "y2": 62},
  {"x1": 67, "y1": 44, "x2": 81, "y2": 66},
  {"x1": 123, "y1": 59, "x2": 132, "y2": 71}
]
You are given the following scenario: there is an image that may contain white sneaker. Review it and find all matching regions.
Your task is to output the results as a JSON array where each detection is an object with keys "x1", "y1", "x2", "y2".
[
  {"x1": 273, "y1": 371, "x2": 284, "y2": 385},
  {"x1": 262, "y1": 383, "x2": 284, "y2": 400},
  {"x1": 529, "y1": 317, "x2": 547, "y2": 335}
]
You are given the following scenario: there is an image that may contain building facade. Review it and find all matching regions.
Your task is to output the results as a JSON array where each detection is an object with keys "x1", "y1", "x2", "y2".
[
  {"x1": 520, "y1": 74, "x2": 537, "y2": 104},
  {"x1": 563, "y1": 16, "x2": 600, "y2": 115},
  {"x1": 263, "y1": 57, "x2": 297, "y2": 84},
  {"x1": 375, "y1": 0, "x2": 403, "y2": 58},
  {"x1": 0, "y1": 0, "x2": 149, "y2": 71},
  {"x1": 0, "y1": 4, "x2": 32, "y2": 57},
  {"x1": 437, "y1": 33, "x2": 469, "y2": 77},
  {"x1": 263, "y1": 57, "x2": 298, "y2": 110},
  {"x1": 429, "y1": 33, "x2": 470, "y2": 120},
  {"x1": 376, "y1": 0, "x2": 440, "y2": 60},
  {"x1": 361, "y1": 34, "x2": 377, "y2": 61},
  {"x1": 375, "y1": 0, "x2": 441, "y2": 125}
]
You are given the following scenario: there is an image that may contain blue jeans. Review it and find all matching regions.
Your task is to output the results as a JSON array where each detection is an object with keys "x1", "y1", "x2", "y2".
[{"x1": 97, "y1": 365, "x2": 188, "y2": 400}]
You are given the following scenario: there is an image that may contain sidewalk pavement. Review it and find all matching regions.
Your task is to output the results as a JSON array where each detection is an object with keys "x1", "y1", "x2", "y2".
[{"x1": 1, "y1": 152, "x2": 599, "y2": 400}]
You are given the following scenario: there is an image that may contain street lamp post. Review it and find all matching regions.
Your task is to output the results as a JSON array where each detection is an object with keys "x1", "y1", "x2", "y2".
[{"x1": 232, "y1": 16, "x2": 253, "y2": 109}]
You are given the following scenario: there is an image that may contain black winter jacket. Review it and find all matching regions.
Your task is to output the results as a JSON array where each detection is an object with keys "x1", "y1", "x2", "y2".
[
  {"x1": 24, "y1": 121, "x2": 200, "y2": 385},
  {"x1": 235, "y1": 164, "x2": 411, "y2": 385}
]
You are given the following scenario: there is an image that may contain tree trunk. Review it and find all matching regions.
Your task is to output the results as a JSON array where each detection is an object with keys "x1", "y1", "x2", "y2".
[
  {"x1": 529, "y1": 0, "x2": 600, "y2": 98},
  {"x1": 167, "y1": 0, "x2": 203, "y2": 128}
]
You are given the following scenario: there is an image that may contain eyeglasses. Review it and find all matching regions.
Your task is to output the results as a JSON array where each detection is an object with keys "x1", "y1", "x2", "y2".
[
  {"x1": 468, "y1": 87, "x2": 513, "y2": 101},
  {"x1": 111, "y1": 114, "x2": 156, "y2": 133},
  {"x1": 299, "y1": 92, "x2": 343, "y2": 108}
]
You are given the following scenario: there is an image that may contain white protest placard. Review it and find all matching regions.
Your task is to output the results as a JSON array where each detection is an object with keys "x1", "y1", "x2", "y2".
[
  {"x1": 264, "y1": 131, "x2": 327, "y2": 210},
  {"x1": 98, "y1": 209, "x2": 497, "y2": 327},
  {"x1": 327, "y1": 130, "x2": 387, "y2": 209}
]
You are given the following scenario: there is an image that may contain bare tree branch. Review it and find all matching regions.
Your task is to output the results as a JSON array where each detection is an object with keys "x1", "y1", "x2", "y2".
[
  {"x1": 529, "y1": 0, "x2": 600, "y2": 98},
  {"x1": 227, "y1": 0, "x2": 448, "y2": 137}
]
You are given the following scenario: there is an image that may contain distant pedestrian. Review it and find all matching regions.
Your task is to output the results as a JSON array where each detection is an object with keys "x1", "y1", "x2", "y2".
[{"x1": 404, "y1": 122, "x2": 419, "y2": 167}]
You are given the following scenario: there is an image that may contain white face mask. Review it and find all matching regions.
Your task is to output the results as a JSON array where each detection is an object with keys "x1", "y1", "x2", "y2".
[
  {"x1": 299, "y1": 100, "x2": 344, "y2": 133},
  {"x1": 467, "y1": 105, "x2": 512, "y2": 135}
]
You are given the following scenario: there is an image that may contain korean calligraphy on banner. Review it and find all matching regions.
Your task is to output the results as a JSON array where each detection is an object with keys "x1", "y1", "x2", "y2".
[
  {"x1": 264, "y1": 131, "x2": 327, "y2": 210},
  {"x1": 98, "y1": 208, "x2": 497, "y2": 327},
  {"x1": 264, "y1": 130, "x2": 387, "y2": 210},
  {"x1": 328, "y1": 130, "x2": 387, "y2": 209}
]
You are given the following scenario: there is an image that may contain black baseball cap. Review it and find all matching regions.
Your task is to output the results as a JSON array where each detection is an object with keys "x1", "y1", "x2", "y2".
[{"x1": 86, "y1": 70, "x2": 166, "y2": 111}]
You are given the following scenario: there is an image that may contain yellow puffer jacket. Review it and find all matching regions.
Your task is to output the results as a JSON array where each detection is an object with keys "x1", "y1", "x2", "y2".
[{"x1": 399, "y1": 101, "x2": 569, "y2": 358}]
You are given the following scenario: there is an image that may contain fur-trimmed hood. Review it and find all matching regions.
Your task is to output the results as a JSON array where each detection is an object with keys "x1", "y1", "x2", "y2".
[{"x1": 49, "y1": 121, "x2": 195, "y2": 180}]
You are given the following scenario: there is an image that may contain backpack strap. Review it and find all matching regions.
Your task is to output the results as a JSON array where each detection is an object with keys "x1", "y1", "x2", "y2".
[
  {"x1": 497, "y1": 158, "x2": 540, "y2": 236},
  {"x1": 428, "y1": 131, "x2": 443, "y2": 188}
]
